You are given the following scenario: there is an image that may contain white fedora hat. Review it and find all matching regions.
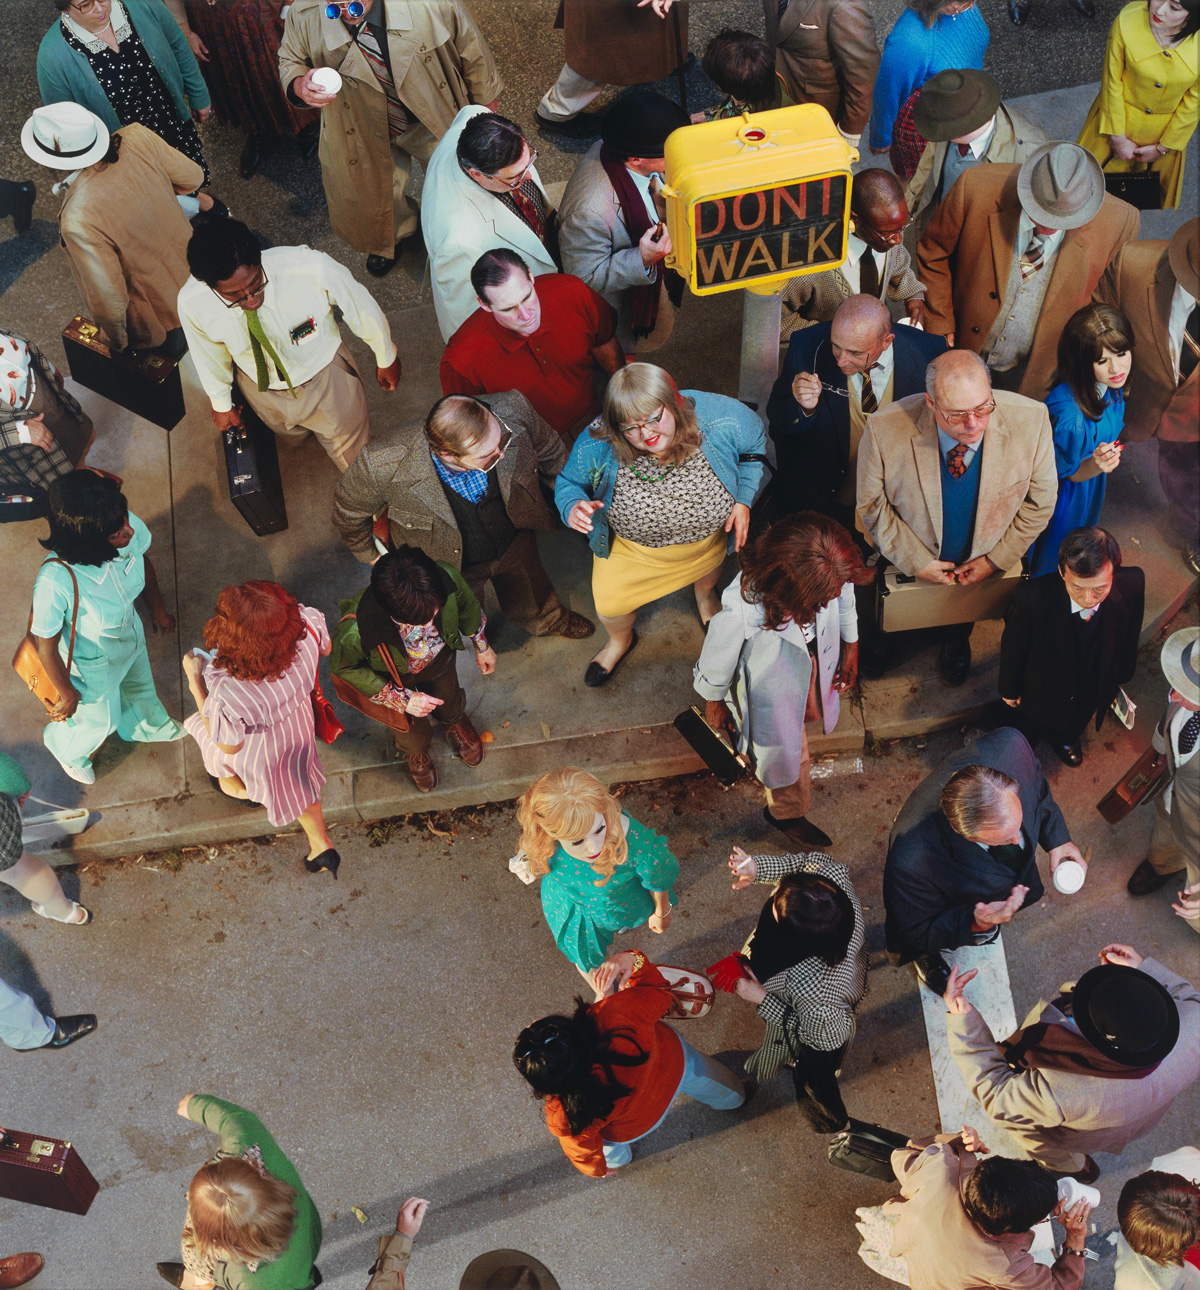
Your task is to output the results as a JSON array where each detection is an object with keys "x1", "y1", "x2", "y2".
[
  {"x1": 1161, "y1": 627, "x2": 1199, "y2": 707},
  {"x1": 21, "y1": 102, "x2": 110, "y2": 170}
]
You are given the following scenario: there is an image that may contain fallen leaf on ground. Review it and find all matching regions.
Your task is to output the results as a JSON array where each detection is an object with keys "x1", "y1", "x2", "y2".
[
  {"x1": 352, "y1": 1206, "x2": 368, "y2": 1224},
  {"x1": 540, "y1": 721, "x2": 551, "y2": 740}
]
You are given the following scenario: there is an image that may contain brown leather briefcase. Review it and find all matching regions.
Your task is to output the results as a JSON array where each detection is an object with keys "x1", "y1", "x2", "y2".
[
  {"x1": 1097, "y1": 745, "x2": 1170, "y2": 825},
  {"x1": 0, "y1": 1130, "x2": 99, "y2": 1214},
  {"x1": 62, "y1": 314, "x2": 186, "y2": 431}
]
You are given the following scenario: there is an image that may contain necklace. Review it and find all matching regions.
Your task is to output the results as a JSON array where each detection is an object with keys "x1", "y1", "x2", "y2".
[{"x1": 627, "y1": 455, "x2": 678, "y2": 482}]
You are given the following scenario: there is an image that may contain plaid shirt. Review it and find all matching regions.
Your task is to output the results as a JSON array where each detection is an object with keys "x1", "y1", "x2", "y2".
[
  {"x1": 0, "y1": 330, "x2": 85, "y2": 495},
  {"x1": 431, "y1": 452, "x2": 489, "y2": 503}
]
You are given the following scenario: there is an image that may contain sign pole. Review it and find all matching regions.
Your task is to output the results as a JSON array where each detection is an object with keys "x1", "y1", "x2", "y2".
[{"x1": 737, "y1": 284, "x2": 784, "y2": 415}]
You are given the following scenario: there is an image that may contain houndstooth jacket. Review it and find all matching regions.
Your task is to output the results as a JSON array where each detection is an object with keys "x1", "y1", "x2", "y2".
[{"x1": 780, "y1": 242, "x2": 925, "y2": 342}]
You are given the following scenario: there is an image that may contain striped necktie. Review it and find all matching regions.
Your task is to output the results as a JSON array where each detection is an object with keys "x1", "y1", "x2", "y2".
[
  {"x1": 244, "y1": 309, "x2": 294, "y2": 396},
  {"x1": 859, "y1": 364, "x2": 881, "y2": 415},
  {"x1": 1019, "y1": 229, "x2": 1049, "y2": 282},
  {"x1": 1179, "y1": 303, "x2": 1199, "y2": 385}
]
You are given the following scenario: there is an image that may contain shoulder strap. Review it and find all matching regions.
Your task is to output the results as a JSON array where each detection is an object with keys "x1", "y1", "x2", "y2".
[
  {"x1": 340, "y1": 608, "x2": 406, "y2": 688},
  {"x1": 35, "y1": 558, "x2": 80, "y2": 677}
]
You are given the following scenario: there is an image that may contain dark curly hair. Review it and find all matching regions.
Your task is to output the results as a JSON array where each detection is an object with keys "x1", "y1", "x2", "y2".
[
  {"x1": 40, "y1": 470, "x2": 129, "y2": 566},
  {"x1": 370, "y1": 546, "x2": 445, "y2": 625}
]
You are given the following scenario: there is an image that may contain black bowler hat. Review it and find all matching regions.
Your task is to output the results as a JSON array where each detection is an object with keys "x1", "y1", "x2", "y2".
[
  {"x1": 913, "y1": 69, "x2": 1002, "y2": 143},
  {"x1": 601, "y1": 88, "x2": 689, "y2": 159},
  {"x1": 1071, "y1": 964, "x2": 1180, "y2": 1068}
]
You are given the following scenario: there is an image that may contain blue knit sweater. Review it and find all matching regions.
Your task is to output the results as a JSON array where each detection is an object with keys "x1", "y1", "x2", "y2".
[{"x1": 869, "y1": 6, "x2": 990, "y2": 149}]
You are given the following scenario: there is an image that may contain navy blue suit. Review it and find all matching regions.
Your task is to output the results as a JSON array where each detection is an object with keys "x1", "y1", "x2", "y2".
[{"x1": 766, "y1": 323, "x2": 947, "y2": 520}]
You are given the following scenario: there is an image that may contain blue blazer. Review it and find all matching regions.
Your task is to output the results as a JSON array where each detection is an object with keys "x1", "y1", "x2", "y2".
[
  {"x1": 766, "y1": 324, "x2": 946, "y2": 516},
  {"x1": 554, "y1": 390, "x2": 765, "y2": 559}
]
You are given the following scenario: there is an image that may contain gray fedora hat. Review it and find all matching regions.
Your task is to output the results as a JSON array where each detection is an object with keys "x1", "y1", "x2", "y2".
[
  {"x1": 1160, "y1": 627, "x2": 1199, "y2": 707},
  {"x1": 913, "y1": 69, "x2": 1002, "y2": 143},
  {"x1": 1017, "y1": 142, "x2": 1105, "y2": 230}
]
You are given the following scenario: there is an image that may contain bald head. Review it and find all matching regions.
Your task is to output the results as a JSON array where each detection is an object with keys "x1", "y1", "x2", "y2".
[
  {"x1": 852, "y1": 169, "x2": 906, "y2": 218},
  {"x1": 925, "y1": 351, "x2": 995, "y2": 443},
  {"x1": 831, "y1": 294, "x2": 894, "y2": 375}
]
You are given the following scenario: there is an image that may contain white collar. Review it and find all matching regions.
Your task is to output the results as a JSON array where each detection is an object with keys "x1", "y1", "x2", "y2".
[
  {"x1": 850, "y1": 340, "x2": 895, "y2": 393},
  {"x1": 1069, "y1": 597, "x2": 1098, "y2": 620},
  {"x1": 62, "y1": 0, "x2": 131, "y2": 49},
  {"x1": 964, "y1": 116, "x2": 995, "y2": 159},
  {"x1": 847, "y1": 231, "x2": 869, "y2": 266},
  {"x1": 1016, "y1": 209, "x2": 1065, "y2": 256}
]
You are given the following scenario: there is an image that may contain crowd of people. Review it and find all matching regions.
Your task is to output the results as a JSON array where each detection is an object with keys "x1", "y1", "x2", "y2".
[{"x1": 1, "y1": 1, "x2": 1199, "y2": 1288}]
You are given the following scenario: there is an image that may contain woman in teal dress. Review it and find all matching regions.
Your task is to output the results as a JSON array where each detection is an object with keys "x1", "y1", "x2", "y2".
[
  {"x1": 1028, "y1": 304, "x2": 1133, "y2": 579},
  {"x1": 517, "y1": 768, "x2": 679, "y2": 994},
  {"x1": 29, "y1": 470, "x2": 182, "y2": 785}
]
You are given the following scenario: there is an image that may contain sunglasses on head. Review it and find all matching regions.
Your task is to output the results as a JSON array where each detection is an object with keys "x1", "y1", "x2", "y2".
[{"x1": 325, "y1": 2, "x2": 364, "y2": 17}]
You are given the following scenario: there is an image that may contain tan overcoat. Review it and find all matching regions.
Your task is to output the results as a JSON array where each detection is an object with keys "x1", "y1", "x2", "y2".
[
  {"x1": 916, "y1": 163, "x2": 1140, "y2": 400},
  {"x1": 1094, "y1": 237, "x2": 1199, "y2": 443},
  {"x1": 278, "y1": 0, "x2": 503, "y2": 258},
  {"x1": 58, "y1": 123, "x2": 200, "y2": 351},
  {"x1": 855, "y1": 390, "x2": 1057, "y2": 577}
]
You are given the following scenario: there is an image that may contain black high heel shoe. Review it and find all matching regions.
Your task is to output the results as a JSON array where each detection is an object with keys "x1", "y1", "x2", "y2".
[{"x1": 304, "y1": 848, "x2": 340, "y2": 878}]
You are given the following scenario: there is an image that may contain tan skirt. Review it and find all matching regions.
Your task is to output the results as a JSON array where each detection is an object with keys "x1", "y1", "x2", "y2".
[{"x1": 591, "y1": 529, "x2": 727, "y2": 618}]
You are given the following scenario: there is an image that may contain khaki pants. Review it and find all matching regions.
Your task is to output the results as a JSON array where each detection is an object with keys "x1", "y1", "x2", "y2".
[
  {"x1": 390, "y1": 646, "x2": 467, "y2": 759},
  {"x1": 462, "y1": 530, "x2": 569, "y2": 637},
  {"x1": 236, "y1": 343, "x2": 369, "y2": 473},
  {"x1": 763, "y1": 723, "x2": 812, "y2": 819},
  {"x1": 1147, "y1": 794, "x2": 1200, "y2": 934},
  {"x1": 538, "y1": 63, "x2": 605, "y2": 121},
  {"x1": 391, "y1": 120, "x2": 438, "y2": 244}
]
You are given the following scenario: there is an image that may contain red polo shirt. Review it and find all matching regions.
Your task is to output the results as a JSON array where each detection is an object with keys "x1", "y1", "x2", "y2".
[{"x1": 439, "y1": 273, "x2": 617, "y2": 434}]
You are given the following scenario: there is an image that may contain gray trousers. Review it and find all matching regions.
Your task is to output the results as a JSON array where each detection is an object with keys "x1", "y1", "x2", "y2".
[{"x1": 0, "y1": 976, "x2": 54, "y2": 1050}]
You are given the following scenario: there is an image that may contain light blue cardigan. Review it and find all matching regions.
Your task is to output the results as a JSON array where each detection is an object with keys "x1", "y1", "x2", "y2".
[
  {"x1": 554, "y1": 390, "x2": 765, "y2": 558},
  {"x1": 37, "y1": 0, "x2": 210, "y2": 134}
]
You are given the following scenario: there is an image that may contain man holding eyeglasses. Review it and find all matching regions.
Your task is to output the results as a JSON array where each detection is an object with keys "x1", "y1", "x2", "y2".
[
  {"x1": 178, "y1": 218, "x2": 399, "y2": 473},
  {"x1": 856, "y1": 350, "x2": 1056, "y2": 685},
  {"x1": 332, "y1": 390, "x2": 594, "y2": 643},
  {"x1": 279, "y1": 0, "x2": 502, "y2": 278}
]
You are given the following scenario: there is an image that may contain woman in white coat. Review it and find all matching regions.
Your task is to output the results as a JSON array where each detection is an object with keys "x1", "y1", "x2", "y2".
[{"x1": 694, "y1": 513, "x2": 874, "y2": 847}]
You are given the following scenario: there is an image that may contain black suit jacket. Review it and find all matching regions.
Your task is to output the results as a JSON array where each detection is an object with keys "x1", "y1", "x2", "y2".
[
  {"x1": 883, "y1": 728, "x2": 1072, "y2": 961},
  {"x1": 765, "y1": 323, "x2": 946, "y2": 515},
  {"x1": 998, "y1": 568, "x2": 1145, "y2": 737}
]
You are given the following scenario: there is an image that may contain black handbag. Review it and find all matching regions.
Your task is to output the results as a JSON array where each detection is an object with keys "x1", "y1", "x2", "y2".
[
  {"x1": 1102, "y1": 153, "x2": 1163, "y2": 211},
  {"x1": 827, "y1": 1122, "x2": 911, "y2": 1182},
  {"x1": 673, "y1": 705, "x2": 749, "y2": 787}
]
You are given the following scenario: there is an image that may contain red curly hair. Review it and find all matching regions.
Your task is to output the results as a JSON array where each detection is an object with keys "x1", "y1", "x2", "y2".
[{"x1": 203, "y1": 581, "x2": 304, "y2": 682}]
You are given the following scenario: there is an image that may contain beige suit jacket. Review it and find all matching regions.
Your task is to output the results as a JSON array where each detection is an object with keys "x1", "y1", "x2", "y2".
[
  {"x1": 1094, "y1": 238, "x2": 1199, "y2": 444},
  {"x1": 331, "y1": 390, "x2": 564, "y2": 566},
  {"x1": 916, "y1": 163, "x2": 1140, "y2": 400},
  {"x1": 855, "y1": 390, "x2": 1057, "y2": 576},
  {"x1": 948, "y1": 957, "x2": 1200, "y2": 1168}
]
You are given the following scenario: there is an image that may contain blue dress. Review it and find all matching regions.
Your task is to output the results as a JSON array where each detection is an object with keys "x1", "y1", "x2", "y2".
[
  {"x1": 539, "y1": 815, "x2": 680, "y2": 972},
  {"x1": 1027, "y1": 382, "x2": 1125, "y2": 578}
]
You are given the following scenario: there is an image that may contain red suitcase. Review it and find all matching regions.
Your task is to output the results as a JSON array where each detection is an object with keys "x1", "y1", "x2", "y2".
[{"x1": 0, "y1": 1130, "x2": 99, "y2": 1214}]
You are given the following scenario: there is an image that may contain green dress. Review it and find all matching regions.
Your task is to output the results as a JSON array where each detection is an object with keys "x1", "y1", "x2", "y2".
[
  {"x1": 539, "y1": 815, "x2": 680, "y2": 971},
  {"x1": 182, "y1": 1095, "x2": 321, "y2": 1290}
]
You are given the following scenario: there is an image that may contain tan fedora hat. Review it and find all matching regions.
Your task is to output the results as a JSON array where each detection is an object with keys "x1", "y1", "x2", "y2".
[
  {"x1": 1017, "y1": 142, "x2": 1105, "y2": 230},
  {"x1": 21, "y1": 102, "x2": 110, "y2": 171},
  {"x1": 459, "y1": 1250, "x2": 561, "y2": 1290},
  {"x1": 1168, "y1": 218, "x2": 1199, "y2": 300},
  {"x1": 913, "y1": 69, "x2": 1002, "y2": 143},
  {"x1": 1160, "y1": 627, "x2": 1199, "y2": 707}
]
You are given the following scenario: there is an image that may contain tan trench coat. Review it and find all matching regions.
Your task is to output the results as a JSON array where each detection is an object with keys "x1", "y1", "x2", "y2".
[
  {"x1": 58, "y1": 123, "x2": 201, "y2": 351},
  {"x1": 278, "y1": 0, "x2": 503, "y2": 257}
]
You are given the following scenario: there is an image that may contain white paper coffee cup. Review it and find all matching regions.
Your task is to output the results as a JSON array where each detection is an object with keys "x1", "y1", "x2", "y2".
[
  {"x1": 311, "y1": 68, "x2": 342, "y2": 96},
  {"x1": 1057, "y1": 1176, "x2": 1101, "y2": 1209},
  {"x1": 1053, "y1": 859, "x2": 1086, "y2": 894}
]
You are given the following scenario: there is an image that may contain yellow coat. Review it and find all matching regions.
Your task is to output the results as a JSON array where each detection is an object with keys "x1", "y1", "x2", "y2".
[{"x1": 1077, "y1": 1, "x2": 1198, "y2": 209}]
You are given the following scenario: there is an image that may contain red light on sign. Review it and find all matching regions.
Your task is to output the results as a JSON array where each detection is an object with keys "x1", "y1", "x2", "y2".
[{"x1": 743, "y1": 128, "x2": 766, "y2": 142}]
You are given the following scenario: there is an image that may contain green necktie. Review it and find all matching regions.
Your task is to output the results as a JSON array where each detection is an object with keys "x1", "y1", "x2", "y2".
[{"x1": 244, "y1": 308, "x2": 294, "y2": 396}]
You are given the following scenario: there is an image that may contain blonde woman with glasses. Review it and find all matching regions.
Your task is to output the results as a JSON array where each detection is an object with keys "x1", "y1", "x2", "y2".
[{"x1": 554, "y1": 364, "x2": 764, "y2": 687}]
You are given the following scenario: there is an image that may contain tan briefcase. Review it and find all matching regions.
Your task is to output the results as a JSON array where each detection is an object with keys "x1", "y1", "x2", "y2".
[{"x1": 876, "y1": 563, "x2": 1025, "y2": 633}]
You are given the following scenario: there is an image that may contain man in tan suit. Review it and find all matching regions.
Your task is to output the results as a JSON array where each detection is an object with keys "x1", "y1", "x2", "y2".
[
  {"x1": 917, "y1": 143, "x2": 1140, "y2": 400},
  {"x1": 1094, "y1": 221, "x2": 1200, "y2": 575},
  {"x1": 903, "y1": 69, "x2": 1046, "y2": 251},
  {"x1": 856, "y1": 350, "x2": 1056, "y2": 684},
  {"x1": 944, "y1": 943, "x2": 1200, "y2": 1182},
  {"x1": 280, "y1": 0, "x2": 503, "y2": 277}
]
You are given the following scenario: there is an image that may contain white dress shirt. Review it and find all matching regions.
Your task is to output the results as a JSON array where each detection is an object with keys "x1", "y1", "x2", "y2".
[
  {"x1": 178, "y1": 246, "x2": 397, "y2": 413},
  {"x1": 1168, "y1": 280, "x2": 1198, "y2": 375},
  {"x1": 1069, "y1": 598, "x2": 1098, "y2": 622},
  {"x1": 841, "y1": 232, "x2": 887, "y2": 296},
  {"x1": 1016, "y1": 210, "x2": 1065, "y2": 264},
  {"x1": 849, "y1": 340, "x2": 895, "y2": 408},
  {"x1": 962, "y1": 117, "x2": 995, "y2": 159}
]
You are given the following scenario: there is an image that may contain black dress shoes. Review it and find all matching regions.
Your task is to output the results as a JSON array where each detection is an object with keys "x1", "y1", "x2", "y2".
[
  {"x1": 584, "y1": 631, "x2": 638, "y2": 688},
  {"x1": 913, "y1": 953, "x2": 951, "y2": 996},
  {"x1": 240, "y1": 133, "x2": 265, "y2": 179},
  {"x1": 859, "y1": 633, "x2": 892, "y2": 679},
  {"x1": 155, "y1": 1263, "x2": 185, "y2": 1288},
  {"x1": 1127, "y1": 858, "x2": 1184, "y2": 896},
  {"x1": 534, "y1": 108, "x2": 603, "y2": 139},
  {"x1": 0, "y1": 181, "x2": 37, "y2": 234},
  {"x1": 46, "y1": 1014, "x2": 97, "y2": 1048},
  {"x1": 937, "y1": 636, "x2": 972, "y2": 687},
  {"x1": 1069, "y1": 0, "x2": 1096, "y2": 16},
  {"x1": 1049, "y1": 740, "x2": 1083, "y2": 768},
  {"x1": 1008, "y1": 0, "x2": 1031, "y2": 22},
  {"x1": 763, "y1": 808, "x2": 832, "y2": 849},
  {"x1": 366, "y1": 250, "x2": 400, "y2": 277},
  {"x1": 298, "y1": 121, "x2": 320, "y2": 159}
]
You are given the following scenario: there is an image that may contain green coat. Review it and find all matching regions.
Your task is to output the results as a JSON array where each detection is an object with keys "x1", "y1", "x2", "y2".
[
  {"x1": 184, "y1": 1095, "x2": 321, "y2": 1290},
  {"x1": 330, "y1": 563, "x2": 482, "y2": 698}
]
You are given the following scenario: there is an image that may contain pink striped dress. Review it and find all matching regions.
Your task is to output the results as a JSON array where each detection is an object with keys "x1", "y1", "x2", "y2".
[{"x1": 185, "y1": 605, "x2": 329, "y2": 827}]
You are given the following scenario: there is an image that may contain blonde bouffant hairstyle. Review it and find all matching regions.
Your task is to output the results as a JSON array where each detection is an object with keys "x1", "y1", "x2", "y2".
[
  {"x1": 187, "y1": 1157, "x2": 298, "y2": 1267},
  {"x1": 593, "y1": 363, "x2": 702, "y2": 467},
  {"x1": 517, "y1": 768, "x2": 628, "y2": 885}
]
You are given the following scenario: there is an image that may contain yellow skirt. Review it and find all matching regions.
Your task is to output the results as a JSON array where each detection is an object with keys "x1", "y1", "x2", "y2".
[{"x1": 592, "y1": 530, "x2": 727, "y2": 619}]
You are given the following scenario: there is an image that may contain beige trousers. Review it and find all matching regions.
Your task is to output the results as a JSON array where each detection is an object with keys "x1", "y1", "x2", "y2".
[
  {"x1": 391, "y1": 120, "x2": 438, "y2": 245},
  {"x1": 1147, "y1": 794, "x2": 1200, "y2": 933},
  {"x1": 763, "y1": 724, "x2": 812, "y2": 818},
  {"x1": 235, "y1": 343, "x2": 369, "y2": 473}
]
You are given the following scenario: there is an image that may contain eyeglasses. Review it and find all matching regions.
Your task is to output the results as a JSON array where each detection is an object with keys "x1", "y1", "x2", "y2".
[
  {"x1": 460, "y1": 424, "x2": 513, "y2": 467},
  {"x1": 325, "y1": 1, "x2": 364, "y2": 16},
  {"x1": 856, "y1": 214, "x2": 914, "y2": 247},
  {"x1": 212, "y1": 268, "x2": 269, "y2": 310},
  {"x1": 619, "y1": 407, "x2": 667, "y2": 437},
  {"x1": 491, "y1": 150, "x2": 538, "y2": 189},
  {"x1": 934, "y1": 398, "x2": 996, "y2": 425},
  {"x1": 70, "y1": 0, "x2": 107, "y2": 13}
]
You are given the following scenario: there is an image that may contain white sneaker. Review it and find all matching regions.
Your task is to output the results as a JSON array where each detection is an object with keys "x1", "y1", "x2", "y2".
[{"x1": 62, "y1": 763, "x2": 95, "y2": 785}]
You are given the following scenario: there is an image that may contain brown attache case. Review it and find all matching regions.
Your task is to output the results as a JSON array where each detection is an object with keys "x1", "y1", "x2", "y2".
[
  {"x1": 1097, "y1": 745, "x2": 1170, "y2": 825},
  {"x1": 0, "y1": 1129, "x2": 99, "y2": 1214},
  {"x1": 62, "y1": 315, "x2": 186, "y2": 431},
  {"x1": 877, "y1": 562, "x2": 1025, "y2": 633}
]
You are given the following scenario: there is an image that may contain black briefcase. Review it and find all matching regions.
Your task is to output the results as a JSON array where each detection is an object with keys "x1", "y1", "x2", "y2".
[
  {"x1": 223, "y1": 403, "x2": 288, "y2": 536},
  {"x1": 827, "y1": 1122, "x2": 911, "y2": 1182},
  {"x1": 62, "y1": 315, "x2": 186, "y2": 431},
  {"x1": 673, "y1": 706, "x2": 750, "y2": 787}
]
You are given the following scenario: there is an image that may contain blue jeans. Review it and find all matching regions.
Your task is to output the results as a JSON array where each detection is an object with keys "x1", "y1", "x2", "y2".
[
  {"x1": 602, "y1": 1037, "x2": 744, "y2": 1168},
  {"x1": 0, "y1": 976, "x2": 54, "y2": 1050}
]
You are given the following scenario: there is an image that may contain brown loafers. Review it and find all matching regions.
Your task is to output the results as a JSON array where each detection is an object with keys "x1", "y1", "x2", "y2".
[
  {"x1": 405, "y1": 753, "x2": 438, "y2": 793},
  {"x1": 558, "y1": 611, "x2": 596, "y2": 640},
  {"x1": 0, "y1": 1254, "x2": 45, "y2": 1289},
  {"x1": 445, "y1": 717, "x2": 484, "y2": 767}
]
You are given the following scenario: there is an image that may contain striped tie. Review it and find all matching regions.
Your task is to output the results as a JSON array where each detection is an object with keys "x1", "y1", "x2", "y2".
[
  {"x1": 1019, "y1": 229, "x2": 1049, "y2": 282},
  {"x1": 1179, "y1": 303, "x2": 1199, "y2": 385},
  {"x1": 860, "y1": 365, "x2": 880, "y2": 415},
  {"x1": 945, "y1": 443, "x2": 969, "y2": 478},
  {"x1": 244, "y1": 308, "x2": 294, "y2": 396}
]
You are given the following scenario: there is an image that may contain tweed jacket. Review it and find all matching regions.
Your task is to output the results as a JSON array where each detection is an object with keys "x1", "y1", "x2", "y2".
[
  {"x1": 903, "y1": 105, "x2": 1047, "y2": 251},
  {"x1": 855, "y1": 391, "x2": 1057, "y2": 577},
  {"x1": 279, "y1": 1, "x2": 502, "y2": 260},
  {"x1": 1153, "y1": 698, "x2": 1200, "y2": 857},
  {"x1": 1094, "y1": 238, "x2": 1199, "y2": 443},
  {"x1": 0, "y1": 332, "x2": 86, "y2": 451},
  {"x1": 763, "y1": 0, "x2": 880, "y2": 138},
  {"x1": 948, "y1": 957, "x2": 1200, "y2": 1167},
  {"x1": 332, "y1": 390, "x2": 564, "y2": 567},
  {"x1": 780, "y1": 242, "x2": 924, "y2": 342},
  {"x1": 884, "y1": 1136, "x2": 1085, "y2": 1290},
  {"x1": 883, "y1": 728, "x2": 1069, "y2": 961},
  {"x1": 917, "y1": 163, "x2": 1141, "y2": 400}
]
